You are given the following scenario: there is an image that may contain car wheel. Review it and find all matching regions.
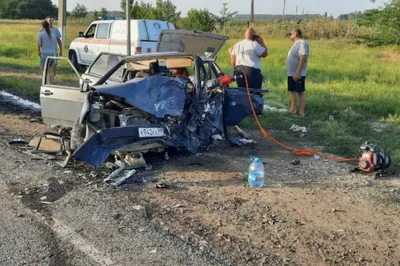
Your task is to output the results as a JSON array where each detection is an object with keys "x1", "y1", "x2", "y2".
[{"x1": 70, "y1": 117, "x2": 85, "y2": 151}]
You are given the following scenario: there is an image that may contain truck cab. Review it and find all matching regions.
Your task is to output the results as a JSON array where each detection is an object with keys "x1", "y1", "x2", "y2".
[{"x1": 68, "y1": 19, "x2": 175, "y2": 71}]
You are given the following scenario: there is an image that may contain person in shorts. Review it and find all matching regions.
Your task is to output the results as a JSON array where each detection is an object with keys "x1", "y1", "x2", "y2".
[
  {"x1": 37, "y1": 20, "x2": 57, "y2": 84},
  {"x1": 46, "y1": 16, "x2": 63, "y2": 78},
  {"x1": 286, "y1": 27, "x2": 310, "y2": 116}
]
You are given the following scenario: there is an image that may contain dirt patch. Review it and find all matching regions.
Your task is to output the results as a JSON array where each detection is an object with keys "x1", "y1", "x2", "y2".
[
  {"x1": 0, "y1": 93, "x2": 47, "y2": 135},
  {"x1": 2, "y1": 103, "x2": 400, "y2": 265}
]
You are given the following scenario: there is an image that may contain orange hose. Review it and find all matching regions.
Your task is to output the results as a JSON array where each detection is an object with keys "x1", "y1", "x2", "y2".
[{"x1": 243, "y1": 74, "x2": 357, "y2": 162}]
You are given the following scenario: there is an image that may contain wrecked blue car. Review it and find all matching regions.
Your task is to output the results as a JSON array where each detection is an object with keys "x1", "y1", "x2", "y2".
[{"x1": 39, "y1": 30, "x2": 264, "y2": 168}]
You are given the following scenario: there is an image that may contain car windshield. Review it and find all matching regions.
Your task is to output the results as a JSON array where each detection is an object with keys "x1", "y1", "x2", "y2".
[
  {"x1": 122, "y1": 56, "x2": 196, "y2": 81},
  {"x1": 89, "y1": 54, "x2": 124, "y2": 81}
]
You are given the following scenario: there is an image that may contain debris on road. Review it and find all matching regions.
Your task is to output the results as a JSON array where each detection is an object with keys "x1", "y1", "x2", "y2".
[
  {"x1": 104, "y1": 161, "x2": 126, "y2": 183},
  {"x1": 132, "y1": 205, "x2": 143, "y2": 211},
  {"x1": 229, "y1": 136, "x2": 256, "y2": 146},
  {"x1": 8, "y1": 138, "x2": 28, "y2": 145},
  {"x1": 290, "y1": 124, "x2": 307, "y2": 133},
  {"x1": 111, "y1": 169, "x2": 137, "y2": 188}
]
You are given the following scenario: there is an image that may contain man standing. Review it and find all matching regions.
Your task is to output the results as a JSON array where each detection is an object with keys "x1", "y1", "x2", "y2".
[
  {"x1": 229, "y1": 28, "x2": 268, "y2": 90},
  {"x1": 286, "y1": 27, "x2": 310, "y2": 116},
  {"x1": 46, "y1": 16, "x2": 63, "y2": 79}
]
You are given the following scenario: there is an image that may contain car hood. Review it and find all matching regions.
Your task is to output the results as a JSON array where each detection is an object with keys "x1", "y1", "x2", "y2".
[{"x1": 156, "y1": 30, "x2": 229, "y2": 59}]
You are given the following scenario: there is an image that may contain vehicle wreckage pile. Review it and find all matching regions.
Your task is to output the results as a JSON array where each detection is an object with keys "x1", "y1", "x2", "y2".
[
  {"x1": 69, "y1": 73, "x2": 263, "y2": 170},
  {"x1": 33, "y1": 31, "x2": 266, "y2": 185}
]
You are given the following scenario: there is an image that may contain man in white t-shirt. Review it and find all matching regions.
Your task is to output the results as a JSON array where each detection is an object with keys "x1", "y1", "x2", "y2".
[{"x1": 229, "y1": 28, "x2": 268, "y2": 90}]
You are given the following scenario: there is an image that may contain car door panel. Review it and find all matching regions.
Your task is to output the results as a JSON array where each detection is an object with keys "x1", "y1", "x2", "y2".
[
  {"x1": 40, "y1": 86, "x2": 86, "y2": 127},
  {"x1": 40, "y1": 57, "x2": 85, "y2": 127}
]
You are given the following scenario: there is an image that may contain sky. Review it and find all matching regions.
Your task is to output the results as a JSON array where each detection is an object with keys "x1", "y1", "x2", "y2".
[{"x1": 54, "y1": 0, "x2": 388, "y2": 18}]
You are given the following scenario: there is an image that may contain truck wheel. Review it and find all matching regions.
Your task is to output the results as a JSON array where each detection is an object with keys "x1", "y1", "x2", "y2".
[{"x1": 70, "y1": 52, "x2": 83, "y2": 72}]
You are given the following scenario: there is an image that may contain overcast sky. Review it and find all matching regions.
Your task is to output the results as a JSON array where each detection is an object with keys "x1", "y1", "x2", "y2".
[{"x1": 54, "y1": 0, "x2": 387, "y2": 17}]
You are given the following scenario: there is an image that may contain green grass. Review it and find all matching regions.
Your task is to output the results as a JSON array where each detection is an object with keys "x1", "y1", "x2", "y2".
[
  {"x1": 0, "y1": 19, "x2": 400, "y2": 168},
  {"x1": 0, "y1": 20, "x2": 86, "y2": 97}
]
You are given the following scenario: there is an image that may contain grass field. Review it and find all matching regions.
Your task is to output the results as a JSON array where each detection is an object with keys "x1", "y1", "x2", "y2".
[{"x1": 0, "y1": 19, "x2": 400, "y2": 167}]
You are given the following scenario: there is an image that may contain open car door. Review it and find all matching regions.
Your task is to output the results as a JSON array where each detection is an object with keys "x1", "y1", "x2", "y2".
[
  {"x1": 156, "y1": 30, "x2": 228, "y2": 59},
  {"x1": 40, "y1": 57, "x2": 86, "y2": 127}
]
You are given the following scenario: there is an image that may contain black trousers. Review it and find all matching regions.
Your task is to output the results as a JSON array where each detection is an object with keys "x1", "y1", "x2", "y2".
[{"x1": 234, "y1": 65, "x2": 263, "y2": 89}]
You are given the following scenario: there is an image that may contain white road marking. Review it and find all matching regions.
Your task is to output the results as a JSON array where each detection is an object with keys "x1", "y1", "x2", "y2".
[{"x1": 51, "y1": 217, "x2": 117, "y2": 266}]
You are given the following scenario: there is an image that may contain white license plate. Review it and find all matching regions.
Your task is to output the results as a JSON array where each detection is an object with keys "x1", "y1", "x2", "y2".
[{"x1": 138, "y1": 127, "x2": 165, "y2": 138}]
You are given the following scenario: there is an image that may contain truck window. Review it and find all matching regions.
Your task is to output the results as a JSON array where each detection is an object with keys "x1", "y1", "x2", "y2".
[
  {"x1": 96, "y1": 23, "x2": 110, "y2": 39},
  {"x1": 85, "y1": 24, "x2": 97, "y2": 38}
]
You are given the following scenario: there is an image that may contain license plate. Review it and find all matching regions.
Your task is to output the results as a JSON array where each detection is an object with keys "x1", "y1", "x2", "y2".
[{"x1": 138, "y1": 127, "x2": 165, "y2": 138}]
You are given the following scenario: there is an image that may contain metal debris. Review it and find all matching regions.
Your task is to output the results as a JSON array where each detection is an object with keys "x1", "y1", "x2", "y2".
[{"x1": 104, "y1": 161, "x2": 126, "y2": 183}]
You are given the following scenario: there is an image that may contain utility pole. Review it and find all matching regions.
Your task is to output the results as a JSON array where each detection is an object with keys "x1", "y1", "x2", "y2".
[
  {"x1": 250, "y1": 0, "x2": 254, "y2": 26},
  {"x1": 58, "y1": 0, "x2": 67, "y2": 48},
  {"x1": 126, "y1": 0, "x2": 131, "y2": 56},
  {"x1": 282, "y1": 0, "x2": 286, "y2": 21}
]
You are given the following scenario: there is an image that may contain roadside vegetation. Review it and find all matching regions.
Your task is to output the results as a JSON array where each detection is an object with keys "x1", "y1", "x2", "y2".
[{"x1": 0, "y1": 11, "x2": 399, "y2": 168}]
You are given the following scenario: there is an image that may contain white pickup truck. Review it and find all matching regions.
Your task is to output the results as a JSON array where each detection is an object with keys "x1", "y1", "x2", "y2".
[{"x1": 68, "y1": 19, "x2": 175, "y2": 70}]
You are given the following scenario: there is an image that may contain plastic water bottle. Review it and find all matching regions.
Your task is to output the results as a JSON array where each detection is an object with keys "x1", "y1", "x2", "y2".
[{"x1": 248, "y1": 157, "x2": 265, "y2": 188}]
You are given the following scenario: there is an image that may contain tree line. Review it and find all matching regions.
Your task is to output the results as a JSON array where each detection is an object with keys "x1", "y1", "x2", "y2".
[
  {"x1": 0, "y1": 0, "x2": 57, "y2": 19},
  {"x1": 1, "y1": 0, "x2": 399, "y2": 46},
  {"x1": 339, "y1": 0, "x2": 400, "y2": 45}
]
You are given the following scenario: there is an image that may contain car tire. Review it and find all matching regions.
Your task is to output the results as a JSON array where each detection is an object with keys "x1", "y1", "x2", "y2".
[{"x1": 70, "y1": 117, "x2": 86, "y2": 151}]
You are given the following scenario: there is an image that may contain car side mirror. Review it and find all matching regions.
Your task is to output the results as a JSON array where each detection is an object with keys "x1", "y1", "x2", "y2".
[
  {"x1": 80, "y1": 78, "x2": 92, "y2": 92},
  {"x1": 78, "y1": 32, "x2": 84, "y2": 37}
]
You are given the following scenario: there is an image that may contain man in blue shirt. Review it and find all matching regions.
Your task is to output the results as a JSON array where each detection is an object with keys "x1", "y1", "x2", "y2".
[{"x1": 46, "y1": 16, "x2": 63, "y2": 80}]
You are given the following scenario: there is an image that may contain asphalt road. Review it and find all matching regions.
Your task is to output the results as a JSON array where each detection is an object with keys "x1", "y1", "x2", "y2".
[{"x1": 0, "y1": 125, "x2": 226, "y2": 266}]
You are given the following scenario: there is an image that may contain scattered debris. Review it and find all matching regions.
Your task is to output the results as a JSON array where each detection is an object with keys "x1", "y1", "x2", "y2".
[
  {"x1": 212, "y1": 134, "x2": 223, "y2": 141},
  {"x1": 132, "y1": 205, "x2": 143, "y2": 211},
  {"x1": 105, "y1": 162, "x2": 117, "y2": 170},
  {"x1": 329, "y1": 115, "x2": 335, "y2": 121},
  {"x1": 263, "y1": 105, "x2": 288, "y2": 113},
  {"x1": 8, "y1": 138, "x2": 28, "y2": 145},
  {"x1": 40, "y1": 196, "x2": 47, "y2": 201},
  {"x1": 122, "y1": 152, "x2": 147, "y2": 169},
  {"x1": 149, "y1": 249, "x2": 157, "y2": 254},
  {"x1": 291, "y1": 160, "x2": 301, "y2": 165},
  {"x1": 104, "y1": 161, "x2": 126, "y2": 183},
  {"x1": 289, "y1": 124, "x2": 307, "y2": 133},
  {"x1": 229, "y1": 137, "x2": 256, "y2": 146},
  {"x1": 156, "y1": 183, "x2": 168, "y2": 189},
  {"x1": 111, "y1": 169, "x2": 137, "y2": 188},
  {"x1": 28, "y1": 133, "x2": 67, "y2": 154}
]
